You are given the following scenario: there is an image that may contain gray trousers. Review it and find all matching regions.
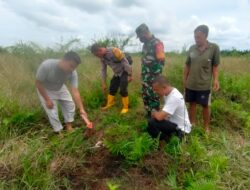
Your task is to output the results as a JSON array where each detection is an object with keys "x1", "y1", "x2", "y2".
[{"x1": 37, "y1": 85, "x2": 75, "y2": 132}]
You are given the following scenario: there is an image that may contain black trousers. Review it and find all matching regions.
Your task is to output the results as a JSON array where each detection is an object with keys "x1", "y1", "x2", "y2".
[
  {"x1": 109, "y1": 72, "x2": 128, "y2": 97},
  {"x1": 147, "y1": 118, "x2": 184, "y2": 141}
]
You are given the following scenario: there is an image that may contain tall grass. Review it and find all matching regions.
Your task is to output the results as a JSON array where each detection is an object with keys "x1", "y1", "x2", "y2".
[{"x1": 0, "y1": 41, "x2": 250, "y2": 189}]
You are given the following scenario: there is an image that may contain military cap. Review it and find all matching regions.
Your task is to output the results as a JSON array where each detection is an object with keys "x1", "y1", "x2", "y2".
[{"x1": 135, "y1": 23, "x2": 150, "y2": 37}]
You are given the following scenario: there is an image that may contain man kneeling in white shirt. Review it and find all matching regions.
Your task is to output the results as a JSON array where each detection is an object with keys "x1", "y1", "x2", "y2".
[{"x1": 148, "y1": 75, "x2": 192, "y2": 141}]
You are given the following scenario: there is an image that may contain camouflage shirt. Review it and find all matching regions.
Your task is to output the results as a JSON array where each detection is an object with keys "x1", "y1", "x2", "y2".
[{"x1": 141, "y1": 35, "x2": 165, "y2": 81}]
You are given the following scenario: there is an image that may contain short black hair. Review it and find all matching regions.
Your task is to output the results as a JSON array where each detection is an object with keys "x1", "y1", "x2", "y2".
[
  {"x1": 194, "y1": 25, "x2": 209, "y2": 37},
  {"x1": 63, "y1": 51, "x2": 81, "y2": 65},
  {"x1": 153, "y1": 75, "x2": 170, "y2": 87},
  {"x1": 90, "y1": 43, "x2": 102, "y2": 54}
]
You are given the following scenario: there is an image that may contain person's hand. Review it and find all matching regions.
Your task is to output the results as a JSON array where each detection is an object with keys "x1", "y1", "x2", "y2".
[
  {"x1": 213, "y1": 80, "x2": 220, "y2": 92},
  {"x1": 86, "y1": 122, "x2": 93, "y2": 129},
  {"x1": 80, "y1": 110, "x2": 93, "y2": 129},
  {"x1": 46, "y1": 99, "x2": 54, "y2": 109},
  {"x1": 128, "y1": 76, "x2": 133, "y2": 82}
]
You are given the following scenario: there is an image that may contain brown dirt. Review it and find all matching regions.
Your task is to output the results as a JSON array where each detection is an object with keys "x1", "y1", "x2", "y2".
[
  {"x1": 58, "y1": 147, "x2": 123, "y2": 190},
  {"x1": 57, "y1": 146, "x2": 172, "y2": 190},
  {"x1": 54, "y1": 122, "x2": 172, "y2": 190},
  {"x1": 142, "y1": 151, "x2": 172, "y2": 178}
]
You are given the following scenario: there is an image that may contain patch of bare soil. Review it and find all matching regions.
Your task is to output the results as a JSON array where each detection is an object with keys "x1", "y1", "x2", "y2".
[
  {"x1": 58, "y1": 147, "x2": 123, "y2": 190},
  {"x1": 58, "y1": 147, "x2": 172, "y2": 190}
]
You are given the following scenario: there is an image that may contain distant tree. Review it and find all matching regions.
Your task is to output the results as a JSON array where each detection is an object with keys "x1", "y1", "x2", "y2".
[{"x1": 221, "y1": 47, "x2": 250, "y2": 56}]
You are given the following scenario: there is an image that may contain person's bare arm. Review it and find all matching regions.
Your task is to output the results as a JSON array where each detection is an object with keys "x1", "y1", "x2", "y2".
[
  {"x1": 71, "y1": 86, "x2": 93, "y2": 128},
  {"x1": 151, "y1": 110, "x2": 168, "y2": 121},
  {"x1": 155, "y1": 41, "x2": 165, "y2": 62},
  {"x1": 35, "y1": 80, "x2": 53, "y2": 109},
  {"x1": 212, "y1": 66, "x2": 219, "y2": 91},
  {"x1": 71, "y1": 87, "x2": 85, "y2": 112}
]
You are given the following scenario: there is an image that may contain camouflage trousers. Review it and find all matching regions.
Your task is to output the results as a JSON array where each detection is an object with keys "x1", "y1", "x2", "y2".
[
  {"x1": 141, "y1": 61, "x2": 164, "y2": 113},
  {"x1": 141, "y1": 78, "x2": 160, "y2": 112}
]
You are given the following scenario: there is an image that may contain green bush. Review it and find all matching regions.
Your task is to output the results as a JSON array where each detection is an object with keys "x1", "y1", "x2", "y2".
[
  {"x1": 1, "y1": 110, "x2": 43, "y2": 137},
  {"x1": 187, "y1": 180, "x2": 217, "y2": 190},
  {"x1": 186, "y1": 136, "x2": 206, "y2": 160},
  {"x1": 50, "y1": 128, "x2": 87, "y2": 155},
  {"x1": 104, "y1": 125, "x2": 158, "y2": 162},
  {"x1": 218, "y1": 72, "x2": 250, "y2": 105},
  {"x1": 17, "y1": 139, "x2": 56, "y2": 189},
  {"x1": 164, "y1": 136, "x2": 182, "y2": 157}
]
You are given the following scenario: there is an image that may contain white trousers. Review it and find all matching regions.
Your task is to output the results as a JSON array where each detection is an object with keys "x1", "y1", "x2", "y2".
[{"x1": 37, "y1": 85, "x2": 75, "y2": 132}]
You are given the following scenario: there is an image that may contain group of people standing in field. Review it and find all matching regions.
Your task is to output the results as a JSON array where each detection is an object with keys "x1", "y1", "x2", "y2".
[{"x1": 35, "y1": 23, "x2": 220, "y2": 144}]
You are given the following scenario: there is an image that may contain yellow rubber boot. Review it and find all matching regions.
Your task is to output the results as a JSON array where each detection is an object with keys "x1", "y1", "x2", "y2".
[
  {"x1": 102, "y1": 94, "x2": 115, "y2": 110},
  {"x1": 121, "y1": 96, "x2": 129, "y2": 114}
]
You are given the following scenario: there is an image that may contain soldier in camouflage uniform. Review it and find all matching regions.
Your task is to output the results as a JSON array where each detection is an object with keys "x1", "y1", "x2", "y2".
[{"x1": 135, "y1": 23, "x2": 165, "y2": 118}]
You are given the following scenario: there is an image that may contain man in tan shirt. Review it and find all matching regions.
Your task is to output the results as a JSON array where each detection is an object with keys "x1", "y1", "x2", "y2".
[{"x1": 183, "y1": 25, "x2": 220, "y2": 133}]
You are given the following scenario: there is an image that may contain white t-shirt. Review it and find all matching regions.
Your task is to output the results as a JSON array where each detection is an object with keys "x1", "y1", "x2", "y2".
[{"x1": 162, "y1": 88, "x2": 192, "y2": 133}]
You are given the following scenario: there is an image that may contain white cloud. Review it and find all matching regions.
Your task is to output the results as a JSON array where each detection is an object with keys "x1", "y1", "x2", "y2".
[
  {"x1": 0, "y1": 0, "x2": 250, "y2": 50},
  {"x1": 58, "y1": 0, "x2": 112, "y2": 13}
]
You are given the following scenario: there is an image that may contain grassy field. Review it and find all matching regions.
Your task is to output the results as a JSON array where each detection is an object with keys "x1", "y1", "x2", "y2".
[{"x1": 0, "y1": 48, "x2": 250, "y2": 190}]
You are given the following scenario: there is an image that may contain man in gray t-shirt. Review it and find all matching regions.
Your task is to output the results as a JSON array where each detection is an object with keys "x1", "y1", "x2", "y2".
[{"x1": 36, "y1": 51, "x2": 93, "y2": 132}]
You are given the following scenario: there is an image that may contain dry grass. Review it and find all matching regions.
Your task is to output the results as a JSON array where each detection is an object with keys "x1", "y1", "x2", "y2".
[
  {"x1": 221, "y1": 56, "x2": 250, "y2": 75},
  {"x1": 0, "y1": 54, "x2": 38, "y2": 108}
]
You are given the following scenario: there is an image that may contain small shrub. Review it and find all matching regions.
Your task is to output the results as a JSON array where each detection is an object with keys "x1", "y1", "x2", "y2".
[
  {"x1": 186, "y1": 136, "x2": 206, "y2": 160},
  {"x1": 107, "y1": 181, "x2": 120, "y2": 190},
  {"x1": 57, "y1": 129, "x2": 86, "y2": 155},
  {"x1": 104, "y1": 125, "x2": 158, "y2": 162},
  {"x1": 187, "y1": 180, "x2": 217, "y2": 190},
  {"x1": 164, "y1": 136, "x2": 182, "y2": 157},
  {"x1": 81, "y1": 81, "x2": 105, "y2": 109},
  {"x1": 1, "y1": 111, "x2": 42, "y2": 136},
  {"x1": 165, "y1": 170, "x2": 178, "y2": 190},
  {"x1": 207, "y1": 154, "x2": 228, "y2": 179}
]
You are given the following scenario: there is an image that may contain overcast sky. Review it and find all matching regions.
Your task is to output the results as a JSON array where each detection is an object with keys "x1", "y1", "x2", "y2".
[{"x1": 1, "y1": 0, "x2": 250, "y2": 51}]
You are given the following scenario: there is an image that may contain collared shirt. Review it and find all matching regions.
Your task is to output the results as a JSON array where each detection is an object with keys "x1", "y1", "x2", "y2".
[
  {"x1": 185, "y1": 41, "x2": 220, "y2": 90},
  {"x1": 163, "y1": 88, "x2": 192, "y2": 133},
  {"x1": 101, "y1": 48, "x2": 132, "y2": 80}
]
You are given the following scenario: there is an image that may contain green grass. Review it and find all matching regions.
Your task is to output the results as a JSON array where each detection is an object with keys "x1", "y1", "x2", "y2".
[{"x1": 0, "y1": 46, "x2": 250, "y2": 189}]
